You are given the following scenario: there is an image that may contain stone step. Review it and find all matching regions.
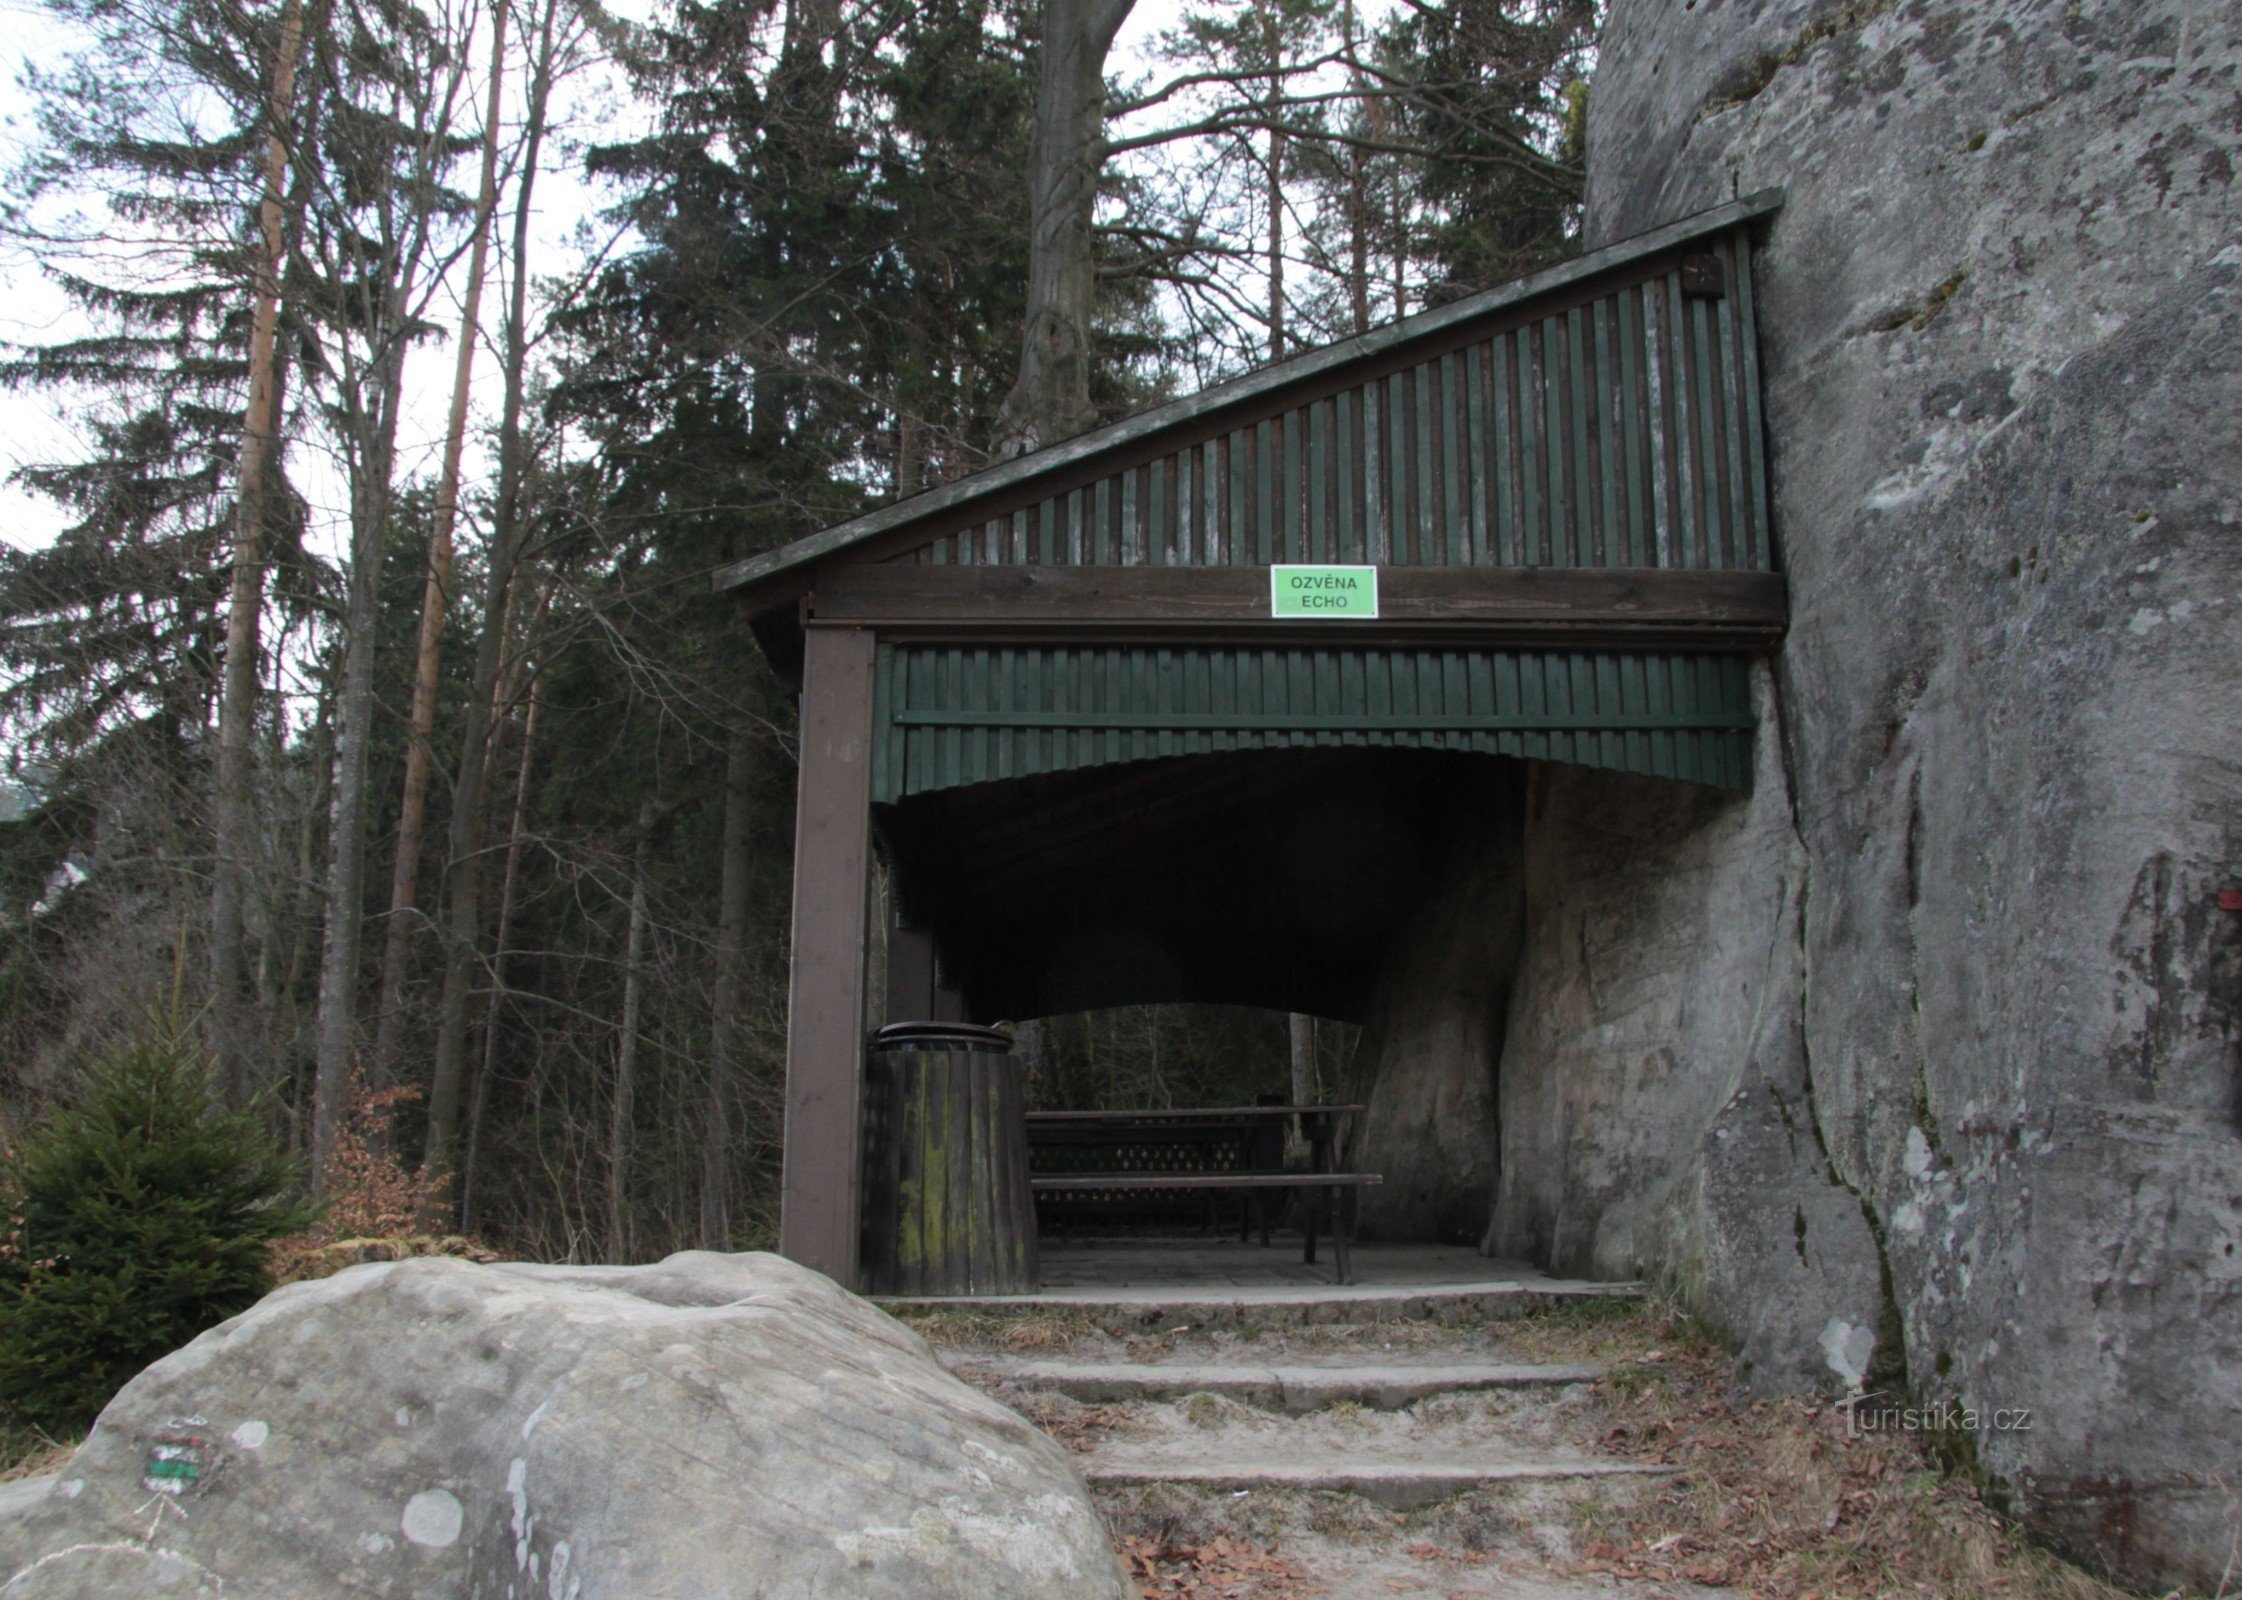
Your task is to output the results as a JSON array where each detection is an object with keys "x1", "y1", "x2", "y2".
[
  {"x1": 1080, "y1": 1452, "x2": 1670, "y2": 1510},
  {"x1": 882, "y1": 1278, "x2": 1642, "y2": 1333},
  {"x1": 951, "y1": 1356, "x2": 1606, "y2": 1411}
]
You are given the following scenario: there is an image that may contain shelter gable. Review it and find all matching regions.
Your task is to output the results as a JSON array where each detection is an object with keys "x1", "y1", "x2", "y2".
[{"x1": 718, "y1": 189, "x2": 1784, "y2": 617}]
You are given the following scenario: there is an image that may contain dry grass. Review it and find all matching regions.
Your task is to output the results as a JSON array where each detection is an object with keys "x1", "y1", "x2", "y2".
[
  {"x1": 269, "y1": 1233, "x2": 499, "y2": 1286},
  {"x1": 890, "y1": 1306, "x2": 1100, "y2": 1353},
  {"x1": 1571, "y1": 1303, "x2": 2174, "y2": 1600},
  {"x1": 0, "y1": 1424, "x2": 74, "y2": 1484}
]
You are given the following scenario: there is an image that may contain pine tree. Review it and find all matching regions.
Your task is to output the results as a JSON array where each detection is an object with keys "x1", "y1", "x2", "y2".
[
  {"x1": 0, "y1": 1027, "x2": 314, "y2": 1434},
  {"x1": 0, "y1": 0, "x2": 326, "y2": 1087},
  {"x1": 1380, "y1": 0, "x2": 1595, "y2": 301}
]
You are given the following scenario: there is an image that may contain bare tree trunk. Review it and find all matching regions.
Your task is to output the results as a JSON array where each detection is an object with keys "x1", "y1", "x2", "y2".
[
  {"x1": 894, "y1": 411, "x2": 922, "y2": 499},
  {"x1": 309, "y1": 0, "x2": 479, "y2": 1186},
  {"x1": 701, "y1": 725, "x2": 753, "y2": 1247},
  {"x1": 281, "y1": 652, "x2": 339, "y2": 1149},
  {"x1": 1289, "y1": 1011, "x2": 1315, "y2": 1105},
  {"x1": 993, "y1": 0, "x2": 1137, "y2": 455},
  {"x1": 608, "y1": 797, "x2": 657, "y2": 1261},
  {"x1": 1343, "y1": 0, "x2": 1370, "y2": 337},
  {"x1": 1264, "y1": 11, "x2": 1284, "y2": 363},
  {"x1": 311, "y1": 304, "x2": 411, "y2": 1193},
  {"x1": 424, "y1": 0, "x2": 558, "y2": 1198},
  {"x1": 1391, "y1": 173, "x2": 1407, "y2": 319},
  {"x1": 461, "y1": 672, "x2": 540, "y2": 1235},
  {"x1": 283, "y1": 658, "x2": 338, "y2": 1011},
  {"x1": 210, "y1": 0, "x2": 307, "y2": 1105},
  {"x1": 1268, "y1": 117, "x2": 1284, "y2": 360},
  {"x1": 372, "y1": 0, "x2": 510, "y2": 1082}
]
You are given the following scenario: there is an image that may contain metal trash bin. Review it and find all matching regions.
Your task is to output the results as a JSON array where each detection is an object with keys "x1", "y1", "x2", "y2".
[{"x1": 860, "y1": 1022, "x2": 1038, "y2": 1295}]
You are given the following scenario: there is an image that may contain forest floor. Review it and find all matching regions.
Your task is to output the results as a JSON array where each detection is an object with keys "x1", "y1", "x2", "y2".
[{"x1": 905, "y1": 1282, "x2": 2190, "y2": 1600}]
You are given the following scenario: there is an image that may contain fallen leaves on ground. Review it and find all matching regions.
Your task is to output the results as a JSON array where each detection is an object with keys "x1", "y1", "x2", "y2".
[
  {"x1": 1572, "y1": 1320, "x2": 2148, "y2": 1600},
  {"x1": 1119, "y1": 1533, "x2": 1320, "y2": 1599},
  {"x1": 892, "y1": 1307, "x2": 1100, "y2": 1353},
  {"x1": 1007, "y1": 1390, "x2": 1134, "y2": 1451}
]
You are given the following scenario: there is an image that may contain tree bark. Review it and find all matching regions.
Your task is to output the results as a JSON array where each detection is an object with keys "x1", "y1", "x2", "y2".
[
  {"x1": 310, "y1": 296, "x2": 411, "y2": 1193},
  {"x1": 281, "y1": 651, "x2": 339, "y2": 1147},
  {"x1": 608, "y1": 796, "x2": 657, "y2": 1261},
  {"x1": 1289, "y1": 1011, "x2": 1315, "y2": 1105},
  {"x1": 1391, "y1": 169, "x2": 1407, "y2": 318},
  {"x1": 701, "y1": 724, "x2": 754, "y2": 1247},
  {"x1": 993, "y1": 0, "x2": 1138, "y2": 455},
  {"x1": 372, "y1": 0, "x2": 510, "y2": 1083},
  {"x1": 423, "y1": 0, "x2": 557, "y2": 1198},
  {"x1": 1264, "y1": 6, "x2": 1284, "y2": 363},
  {"x1": 308, "y1": 0, "x2": 476, "y2": 1188},
  {"x1": 1343, "y1": 0, "x2": 1370, "y2": 336},
  {"x1": 460, "y1": 671, "x2": 540, "y2": 1235},
  {"x1": 210, "y1": 0, "x2": 308, "y2": 1105}
]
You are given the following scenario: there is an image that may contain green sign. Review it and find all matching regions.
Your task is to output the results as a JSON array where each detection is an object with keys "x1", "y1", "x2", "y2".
[{"x1": 1269, "y1": 565, "x2": 1379, "y2": 619}]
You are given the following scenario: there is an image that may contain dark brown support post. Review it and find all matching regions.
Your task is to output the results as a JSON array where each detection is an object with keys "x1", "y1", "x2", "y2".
[{"x1": 780, "y1": 626, "x2": 878, "y2": 1285}]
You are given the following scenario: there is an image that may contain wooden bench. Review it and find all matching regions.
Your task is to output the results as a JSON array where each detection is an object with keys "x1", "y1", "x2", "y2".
[
  {"x1": 1029, "y1": 1170, "x2": 1382, "y2": 1283},
  {"x1": 1026, "y1": 1105, "x2": 1379, "y2": 1284}
]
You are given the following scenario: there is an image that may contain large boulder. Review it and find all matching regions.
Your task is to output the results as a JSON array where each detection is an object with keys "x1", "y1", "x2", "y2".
[
  {"x1": 1478, "y1": 0, "x2": 2242, "y2": 1587},
  {"x1": 0, "y1": 1251, "x2": 1131, "y2": 1599}
]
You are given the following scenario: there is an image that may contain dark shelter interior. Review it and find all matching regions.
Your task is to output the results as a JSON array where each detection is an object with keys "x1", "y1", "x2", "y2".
[{"x1": 879, "y1": 748, "x2": 1509, "y2": 1024}]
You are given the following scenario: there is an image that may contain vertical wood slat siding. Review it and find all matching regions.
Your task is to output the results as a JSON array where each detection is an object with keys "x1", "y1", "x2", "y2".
[
  {"x1": 897, "y1": 230, "x2": 1772, "y2": 574},
  {"x1": 875, "y1": 643, "x2": 1754, "y2": 801}
]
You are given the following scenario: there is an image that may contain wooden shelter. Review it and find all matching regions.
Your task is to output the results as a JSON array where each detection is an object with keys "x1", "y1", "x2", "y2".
[{"x1": 720, "y1": 192, "x2": 1788, "y2": 1290}]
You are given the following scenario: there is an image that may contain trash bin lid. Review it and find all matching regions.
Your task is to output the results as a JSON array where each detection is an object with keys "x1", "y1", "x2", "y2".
[{"x1": 872, "y1": 1020, "x2": 1015, "y2": 1054}]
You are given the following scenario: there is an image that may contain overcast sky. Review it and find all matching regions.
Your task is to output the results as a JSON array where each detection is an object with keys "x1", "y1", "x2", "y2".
[{"x1": 0, "y1": 0, "x2": 1306, "y2": 561}]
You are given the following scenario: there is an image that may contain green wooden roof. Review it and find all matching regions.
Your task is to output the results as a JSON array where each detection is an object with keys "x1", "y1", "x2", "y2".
[{"x1": 716, "y1": 190, "x2": 1783, "y2": 607}]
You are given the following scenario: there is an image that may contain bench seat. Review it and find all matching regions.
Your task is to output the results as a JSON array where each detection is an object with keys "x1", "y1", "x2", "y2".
[
  {"x1": 1031, "y1": 1170, "x2": 1382, "y2": 1282},
  {"x1": 1030, "y1": 1172, "x2": 1381, "y2": 1191}
]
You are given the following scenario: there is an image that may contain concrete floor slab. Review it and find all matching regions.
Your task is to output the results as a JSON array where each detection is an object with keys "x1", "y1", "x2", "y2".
[{"x1": 877, "y1": 1234, "x2": 1640, "y2": 1319}]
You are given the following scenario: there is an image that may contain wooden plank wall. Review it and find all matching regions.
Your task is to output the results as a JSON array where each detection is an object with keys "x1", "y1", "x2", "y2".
[
  {"x1": 873, "y1": 643, "x2": 1756, "y2": 797},
  {"x1": 908, "y1": 233, "x2": 1768, "y2": 576}
]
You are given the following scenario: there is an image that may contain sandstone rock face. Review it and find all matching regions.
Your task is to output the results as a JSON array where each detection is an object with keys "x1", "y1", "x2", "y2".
[
  {"x1": 1347, "y1": 764, "x2": 1525, "y2": 1244},
  {"x1": 0, "y1": 1251, "x2": 1130, "y2": 1600},
  {"x1": 1484, "y1": 0, "x2": 2242, "y2": 1585},
  {"x1": 1490, "y1": 686, "x2": 1893, "y2": 1396}
]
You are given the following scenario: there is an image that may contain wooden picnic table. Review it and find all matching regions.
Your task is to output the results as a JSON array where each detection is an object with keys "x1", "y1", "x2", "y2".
[{"x1": 1025, "y1": 1104, "x2": 1377, "y2": 1283}]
